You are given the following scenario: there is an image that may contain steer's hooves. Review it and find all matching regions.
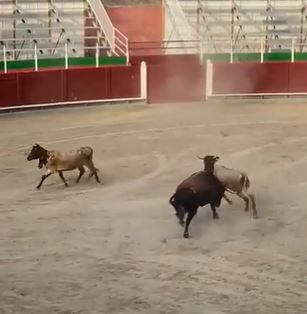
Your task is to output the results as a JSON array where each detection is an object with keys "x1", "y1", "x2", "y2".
[
  {"x1": 183, "y1": 232, "x2": 190, "y2": 238},
  {"x1": 253, "y1": 214, "x2": 259, "y2": 219},
  {"x1": 213, "y1": 214, "x2": 220, "y2": 219},
  {"x1": 36, "y1": 186, "x2": 41, "y2": 190},
  {"x1": 65, "y1": 184, "x2": 69, "y2": 188}
]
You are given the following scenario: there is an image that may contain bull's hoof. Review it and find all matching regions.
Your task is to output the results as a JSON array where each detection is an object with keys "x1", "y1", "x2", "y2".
[
  {"x1": 36, "y1": 186, "x2": 41, "y2": 190},
  {"x1": 213, "y1": 213, "x2": 219, "y2": 219},
  {"x1": 183, "y1": 232, "x2": 190, "y2": 238},
  {"x1": 64, "y1": 183, "x2": 69, "y2": 187},
  {"x1": 179, "y1": 221, "x2": 185, "y2": 227},
  {"x1": 253, "y1": 213, "x2": 259, "y2": 219}
]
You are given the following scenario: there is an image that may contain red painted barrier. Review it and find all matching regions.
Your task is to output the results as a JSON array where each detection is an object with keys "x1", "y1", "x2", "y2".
[
  {"x1": 110, "y1": 66, "x2": 140, "y2": 99},
  {"x1": 288, "y1": 62, "x2": 307, "y2": 93},
  {"x1": 0, "y1": 65, "x2": 141, "y2": 108},
  {"x1": 3, "y1": 56, "x2": 307, "y2": 109},
  {"x1": 0, "y1": 73, "x2": 19, "y2": 107},
  {"x1": 20, "y1": 71, "x2": 64, "y2": 104},
  {"x1": 213, "y1": 62, "x2": 289, "y2": 94},
  {"x1": 66, "y1": 68, "x2": 110, "y2": 101}
]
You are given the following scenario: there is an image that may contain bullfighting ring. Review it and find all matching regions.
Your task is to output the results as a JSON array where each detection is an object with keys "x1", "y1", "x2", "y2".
[{"x1": 1, "y1": 99, "x2": 307, "y2": 313}]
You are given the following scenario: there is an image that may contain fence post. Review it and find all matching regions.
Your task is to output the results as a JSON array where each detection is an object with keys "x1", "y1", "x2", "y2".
[
  {"x1": 126, "y1": 42, "x2": 130, "y2": 65},
  {"x1": 230, "y1": 40, "x2": 233, "y2": 64},
  {"x1": 3, "y1": 46, "x2": 7, "y2": 74},
  {"x1": 205, "y1": 59, "x2": 213, "y2": 101},
  {"x1": 140, "y1": 61, "x2": 147, "y2": 101},
  {"x1": 96, "y1": 43, "x2": 99, "y2": 68},
  {"x1": 34, "y1": 44, "x2": 38, "y2": 71},
  {"x1": 260, "y1": 40, "x2": 264, "y2": 63},
  {"x1": 291, "y1": 39, "x2": 295, "y2": 63},
  {"x1": 199, "y1": 37, "x2": 203, "y2": 64},
  {"x1": 65, "y1": 43, "x2": 68, "y2": 69}
]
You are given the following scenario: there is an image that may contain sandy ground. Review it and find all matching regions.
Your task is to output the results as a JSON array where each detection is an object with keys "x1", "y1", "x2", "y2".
[{"x1": 1, "y1": 99, "x2": 307, "y2": 313}]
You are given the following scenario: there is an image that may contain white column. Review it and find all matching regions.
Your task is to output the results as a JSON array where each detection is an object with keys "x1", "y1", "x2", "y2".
[
  {"x1": 205, "y1": 59, "x2": 213, "y2": 100},
  {"x1": 34, "y1": 44, "x2": 38, "y2": 71},
  {"x1": 96, "y1": 43, "x2": 99, "y2": 68},
  {"x1": 291, "y1": 39, "x2": 295, "y2": 63},
  {"x1": 65, "y1": 43, "x2": 68, "y2": 69},
  {"x1": 230, "y1": 40, "x2": 233, "y2": 64},
  {"x1": 3, "y1": 46, "x2": 7, "y2": 74},
  {"x1": 199, "y1": 37, "x2": 204, "y2": 64},
  {"x1": 140, "y1": 61, "x2": 147, "y2": 100},
  {"x1": 126, "y1": 42, "x2": 130, "y2": 65},
  {"x1": 260, "y1": 40, "x2": 264, "y2": 63}
]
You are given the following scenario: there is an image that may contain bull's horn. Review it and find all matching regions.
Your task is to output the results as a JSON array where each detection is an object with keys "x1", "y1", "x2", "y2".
[{"x1": 197, "y1": 156, "x2": 205, "y2": 160}]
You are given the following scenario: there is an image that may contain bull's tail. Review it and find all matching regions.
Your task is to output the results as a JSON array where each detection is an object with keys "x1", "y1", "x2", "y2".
[{"x1": 169, "y1": 192, "x2": 185, "y2": 224}]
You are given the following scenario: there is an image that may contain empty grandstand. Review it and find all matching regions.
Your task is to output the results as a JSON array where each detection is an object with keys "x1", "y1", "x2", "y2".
[
  {"x1": 0, "y1": 0, "x2": 129, "y2": 71},
  {"x1": 179, "y1": 0, "x2": 307, "y2": 54}
]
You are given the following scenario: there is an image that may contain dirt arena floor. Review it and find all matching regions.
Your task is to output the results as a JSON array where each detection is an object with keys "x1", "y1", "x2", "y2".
[{"x1": 1, "y1": 99, "x2": 307, "y2": 314}]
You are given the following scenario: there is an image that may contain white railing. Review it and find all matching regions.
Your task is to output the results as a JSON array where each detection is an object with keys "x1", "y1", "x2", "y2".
[
  {"x1": 0, "y1": 44, "x2": 116, "y2": 74},
  {"x1": 87, "y1": 0, "x2": 115, "y2": 51},
  {"x1": 87, "y1": 0, "x2": 129, "y2": 63},
  {"x1": 114, "y1": 28, "x2": 129, "y2": 64},
  {"x1": 200, "y1": 39, "x2": 300, "y2": 63}
]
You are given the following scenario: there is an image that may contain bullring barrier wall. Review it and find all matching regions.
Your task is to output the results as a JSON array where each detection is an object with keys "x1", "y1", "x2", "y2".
[
  {"x1": 2, "y1": 55, "x2": 307, "y2": 110},
  {"x1": 210, "y1": 62, "x2": 307, "y2": 96},
  {"x1": 0, "y1": 65, "x2": 142, "y2": 109}
]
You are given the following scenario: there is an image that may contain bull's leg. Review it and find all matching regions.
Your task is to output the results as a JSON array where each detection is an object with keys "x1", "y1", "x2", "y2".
[
  {"x1": 93, "y1": 171, "x2": 101, "y2": 184},
  {"x1": 36, "y1": 173, "x2": 52, "y2": 189},
  {"x1": 88, "y1": 163, "x2": 101, "y2": 183},
  {"x1": 237, "y1": 191, "x2": 249, "y2": 212},
  {"x1": 223, "y1": 194, "x2": 232, "y2": 205},
  {"x1": 76, "y1": 166, "x2": 85, "y2": 183},
  {"x1": 248, "y1": 193, "x2": 258, "y2": 218},
  {"x1": 210, "y1": 204, "x2": 219, "y2": 219},
  {"x1": 183, "y1": 207, "x2": 197, "y2": 238},
  {"x1": 58, "y1": 171, "x2": 69, "y2": 187}
]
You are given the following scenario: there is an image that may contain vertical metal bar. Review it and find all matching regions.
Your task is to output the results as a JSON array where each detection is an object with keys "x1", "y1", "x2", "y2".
[
  {"x1": 95, "y1": 42, "x2": 99, "y2": 67},
  {"x1": 13, "y1": 0, "x2": 17, "y2": 60},
  {"x1": 230, "y1": 40, "x2": 233, "y2": 64},
  {"x1": 34, "y1": 44, "x2": 38, "y2": 71},
  {"x1": 261, "y1": 40, "x2": 264, "y2": 63},
  {"x1": 3, "y1": 46, "x2": 7, "y2": 74},
  {"x1": 48, "y1": 0, "x2": 52, "y2": 52},
  {"x1": 112, "y1": 28, "x2": 116, "y2": 54},
  {"x1": 205, "y1": 59, "x2": 213, "y2": 100},
  {"x1": 65, "y1": 42, "x2": 68, "y2": 69},
  {"x1": 300, "y1": 1, "x2": 305, "y2": 52},
  {"x1": 126, "y1": 40, "x2": 130, "y2": 65},
  {"x1": 199, "y1": 38, "x2": 203, "y2": 64},
  {"x1": 291, "y1": 39, "x2": 295, "y2": 62}
]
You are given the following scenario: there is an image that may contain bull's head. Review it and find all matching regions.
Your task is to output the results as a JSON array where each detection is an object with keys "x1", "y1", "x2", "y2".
[
  {"x1": 197, "y1": 155, "x2": 220, "y2": 172},
  {"x1": 27, "y1": 143, "x2": 45, "y2": 169},
  {"x1": 197, "y1": 155, "x2": 219, "y2": 163},
  {"x1": 27, "y1": 144, "x2": 40, "y2": 161}
]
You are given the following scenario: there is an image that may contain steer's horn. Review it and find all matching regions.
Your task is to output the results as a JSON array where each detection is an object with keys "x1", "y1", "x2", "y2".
[{"x1": 197, "y1": 156, "x2": 205, "y2": 160}]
